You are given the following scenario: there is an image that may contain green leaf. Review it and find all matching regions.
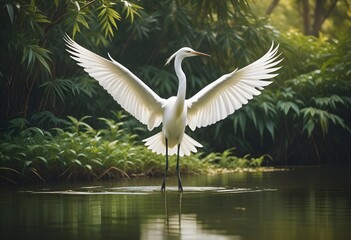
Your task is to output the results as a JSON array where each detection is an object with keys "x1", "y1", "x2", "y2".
[
  {"x1": 319, "y1": 111, "x2": 329, "y2": 136},
  {"x1": 5, "y1": 4, "x2": 14, "y2": 24},
  {"x1": 69, "y1": 149, "x2": 77, "y2": 156},
  {"x1": 261, "y1": 101, "x2": 275, "y2": 116},
  {"x1": 85, "y1": 164, "x2": 92, "y2": 171},
  {"x1": 21, "y1": 45, "x2": 52, "y2": 74},
  {"x1": 303, "y1": 119, "x2": 315, "y2": 137},
  {"x1": 278, "y1": 101, "x2": 300, "y2": 116},
  {"x1": 233, "y1": 112, "x2": 247, "y2": 136},
  {"x1": 302, "y1": 107, "x2": 316, "y2": 118},
  {"x1": 35, "y1": 52, "x2": 51, "y2": 74},
  {"x1": 36, "y1": 156, "x2": 48, "y2": 164},
  {"x1": 265, "y1": 121, "x2": 276, "y2": 140},
  {"x1": 73, "y1": 159, "x2": 82, "y2": 166},
  {"x1": 34, "y1": 13, "x2": 51, "y2": 23},
  {"x1": 122, "y1": 1, "x2": 142, "y2": 22},
  {"x1": 92, "y1": 159, "x2": 103, "y2": 166},
  {"x1": 312, "y1": 95, "x2": 344, "y2": 109},
  {"x1": 76, "y1": 14, "x2": 89, "y2": 29},
  {"x1": 24, "y1": 161, "x2": 32, "y2": 167},
  {"x1": 97, "y1": 2, "x2": 121, "y2": 38}
]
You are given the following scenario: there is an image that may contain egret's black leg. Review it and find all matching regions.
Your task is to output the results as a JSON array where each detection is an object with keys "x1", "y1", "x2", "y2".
[
  {"x1": 178, "y1": 192, "x2": 183, "y2": 230},
  {"x1": 176, "y1": 144, "x2": 183, "y2": 192},
  {"x1": 161, "y1": 138, "x2": 169, "y2": 192}
]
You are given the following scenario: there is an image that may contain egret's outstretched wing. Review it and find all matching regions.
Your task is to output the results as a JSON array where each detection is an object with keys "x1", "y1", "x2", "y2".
[
  {"x1": 64, "y1": 35, "x2": 165, "y2": 130},
  {"x1": 186, "y1": 43, "x2": 282, "y2": 131}
]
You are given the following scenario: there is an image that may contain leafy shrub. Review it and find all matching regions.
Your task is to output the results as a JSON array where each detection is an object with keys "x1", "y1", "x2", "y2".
[
  {"x1": 227, "y1": 33, "x2": 351, "y2": 164},
  {"x1": 0, "y1": 113, "x2": 268, "y2": 184}
]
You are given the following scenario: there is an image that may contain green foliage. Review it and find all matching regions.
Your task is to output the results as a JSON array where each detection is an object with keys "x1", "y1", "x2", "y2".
[
  {"x1": 67, "y1": 0, "x2": 142, "y2": 39},
  {"x1": 202, "y1": 148, "x2": 268, "y2": 169},
  {"x1": 0, "y1": 0, "x2": 142, "y2": 119},
  {"x1": 1, "y1": 1, "x2": 273, "y2": 120},
  {"x1": 228, "y1": 33, "x2": 351, "y2": 164},
  {"x1": 1, "y1": 0, "x2": 350, "y2": 167},
  {"x1": 0, "y1": 113, "x2": 267, "y2": 184},
  {"x1": 97, "y1": 1, "x2": 122, "y2": 38},
  {"x1": 0, "y1": 114, "x2": 197, "y2": 183},
  {"x1": 21, "y1": 44, "x2": 52, "y2": 74},
  {"x1": 106, "y1": 0, "x2": 275, "y2": 98}
]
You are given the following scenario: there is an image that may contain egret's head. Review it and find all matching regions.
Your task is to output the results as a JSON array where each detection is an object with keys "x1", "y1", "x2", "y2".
[{"x1": 165, "y1": 47, "x2": 210, "y2": 66}]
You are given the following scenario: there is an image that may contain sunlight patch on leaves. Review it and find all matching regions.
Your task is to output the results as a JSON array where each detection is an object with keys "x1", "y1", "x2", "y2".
[
  {"x1": 98, "y1": 1, "x2": 121, "y2": 38},
  {"x1": 122, "y1": 0, "x2": 143, "y2": 22}
]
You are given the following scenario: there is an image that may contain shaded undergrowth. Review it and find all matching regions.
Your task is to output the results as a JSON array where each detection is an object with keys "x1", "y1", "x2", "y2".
[{"x1": 0, "y1": 114, "x2": 267, "y2": 184}]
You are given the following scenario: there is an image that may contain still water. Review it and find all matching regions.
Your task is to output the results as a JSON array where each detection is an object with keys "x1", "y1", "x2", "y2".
[{"x1": 1, "y1": 167, "x2": 350, "y2": 240}]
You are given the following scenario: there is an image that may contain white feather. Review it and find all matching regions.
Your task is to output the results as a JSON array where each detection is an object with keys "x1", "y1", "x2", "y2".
[
  {"x1": 65, "y1": 36, "x2": 281, "y2": 157},
  {"x1": 64, "y1": 34, "x2": 165, "y2": 131},
  {"x1": 142, "y1": 132, "x2": 202, "y2": 156},
  {"x1": 186, "y1": 43, "x2": 282, "y2": 131}
]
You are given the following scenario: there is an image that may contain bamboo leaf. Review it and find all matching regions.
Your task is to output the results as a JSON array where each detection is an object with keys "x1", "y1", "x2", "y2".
[
  {"x1": 303, "y1": 119, "x2": 315, "y2": 137},
  {"x1": 312, "y1": 95, "x2": 345, "y2": 109},
  {"x1": 35, "y1": 52, "x2": 51, "y2": 74},
  {"x1": 5, "y1": 4, "x2": 14, "y2": 24},
  {"x1": 278, "y1": 101, "x2": 300, "y2": 116},
  {"x1": 21, "y1": 45, "x2": 52, "y2": 74},
  {"x1": 77, "y1": 14, "x2": 89, "y2": 28},
  {"x1": 265, "y1": 121, "x2": 276, "y2": 140},
  {"x1": 97, "y1": 2, "x2": 121, "y2": 38},
  {"x1": 319, "y1": 111, "x2": 328, "y2": 136}
]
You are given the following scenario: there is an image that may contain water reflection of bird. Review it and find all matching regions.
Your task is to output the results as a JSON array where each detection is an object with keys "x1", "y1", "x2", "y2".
[
  {"x1": 65, "y1": 35, "x2": 281, "y2": 192},
  {"x1": 163, "y1": 192, "x2": 182, "y2": 232}
]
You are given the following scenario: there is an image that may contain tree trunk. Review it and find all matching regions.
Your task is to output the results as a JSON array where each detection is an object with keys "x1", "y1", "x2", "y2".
[
  {"x1": 312, "y1": 0, "x2": 338, "y2": 37},
  {"x1": 301, "y1": 0, "x2": 311, "y2": 35},
  {"x1": 266, "y1": 0, "x2": 280, "y2": 15}
]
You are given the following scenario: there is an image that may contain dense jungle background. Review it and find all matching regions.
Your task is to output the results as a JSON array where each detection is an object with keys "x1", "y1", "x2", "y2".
[{"x1": 1, "y1": 0, "x2": 350, "y2": 182}]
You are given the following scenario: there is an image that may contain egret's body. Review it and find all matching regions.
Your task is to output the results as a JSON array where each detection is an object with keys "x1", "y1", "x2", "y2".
[
  {"x1": 64, "y1": 35, "x2": 282, "y2": 192},
  {"x1": 163, "y1": 96, "x2": 186, "y2": 148}
]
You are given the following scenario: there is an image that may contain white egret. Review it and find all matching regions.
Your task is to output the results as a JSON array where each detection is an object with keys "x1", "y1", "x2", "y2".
[{"x1": 64, "y1": 34, "x2": 281, "y2": 192}]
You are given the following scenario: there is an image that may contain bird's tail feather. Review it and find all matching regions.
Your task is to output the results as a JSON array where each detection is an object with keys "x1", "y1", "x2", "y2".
[
  {"x1": 142, "y1": 132, "x2": 166, "y2": 156},
  {"x1": 142, "y1": 132, "x2": 202, "y2": 157}
]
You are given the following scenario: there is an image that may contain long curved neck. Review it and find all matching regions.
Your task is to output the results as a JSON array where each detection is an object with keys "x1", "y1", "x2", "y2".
[{"x1": 174, "y1": 56, "x2": 186, "y2": 106}]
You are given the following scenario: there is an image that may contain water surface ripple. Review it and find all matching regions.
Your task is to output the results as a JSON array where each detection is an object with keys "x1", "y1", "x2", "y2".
[{"x1": 1, "y1": 167, "x2": 350, "y2": 240}]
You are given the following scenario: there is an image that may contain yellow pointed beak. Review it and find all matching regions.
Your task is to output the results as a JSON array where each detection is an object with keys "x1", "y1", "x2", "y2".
[{"x1": 192, "y1": 51, "x2": 211, "y2": 57}]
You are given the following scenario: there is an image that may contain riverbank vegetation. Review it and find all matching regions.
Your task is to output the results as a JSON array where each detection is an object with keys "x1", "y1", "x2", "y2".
[
  {"x1": 1, "y1": 1, "x2": 350, "y2": 183},
  {"x1": 0, "y1": 113, "x2": 268, "y2": 184}
]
